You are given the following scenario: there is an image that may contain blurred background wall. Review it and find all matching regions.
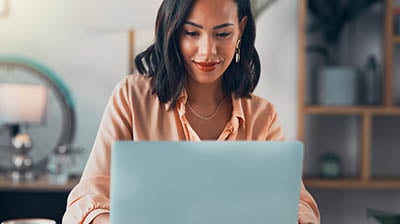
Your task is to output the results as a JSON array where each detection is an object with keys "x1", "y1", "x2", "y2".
[{"x1": 0, "y1": 0, "x2": 298, "y2": 168}]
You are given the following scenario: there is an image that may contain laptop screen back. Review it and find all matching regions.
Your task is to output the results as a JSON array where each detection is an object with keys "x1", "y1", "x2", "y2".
[{"x1": 110, "y1": 141, "x2": 303, "y2": 224}]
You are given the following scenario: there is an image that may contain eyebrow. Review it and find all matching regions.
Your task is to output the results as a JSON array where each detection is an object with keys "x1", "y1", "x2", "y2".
[{"x1": 183, "y1": 21, "x2": 234, "y2": 29}]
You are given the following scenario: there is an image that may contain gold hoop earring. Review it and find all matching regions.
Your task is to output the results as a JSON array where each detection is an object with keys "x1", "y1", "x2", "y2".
[{"x1": 235, "y1": 39, "x2": 241, "y2": 63}]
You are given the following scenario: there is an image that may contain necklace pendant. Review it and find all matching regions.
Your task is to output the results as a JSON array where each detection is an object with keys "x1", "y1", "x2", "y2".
[{"x1": 187, "y1": 96, "x2": 227, "y2": 121}]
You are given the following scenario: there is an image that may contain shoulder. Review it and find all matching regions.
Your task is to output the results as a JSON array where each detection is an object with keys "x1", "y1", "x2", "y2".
[
  {"x1": 239, "y1": 94, "x2": 284, "y2": 140},
  {"x1": 117, "y1": 74, "x2": 152, "y2": 90},
  {"x1": 113, "y1": 74, "x2": 153, "y2": 96},
  {"x1": 107, "y1": 74, "x2": 156, "y2": 107},
  {"x1": 240, "y1": 94, "x2": 278, "y2": 115}
]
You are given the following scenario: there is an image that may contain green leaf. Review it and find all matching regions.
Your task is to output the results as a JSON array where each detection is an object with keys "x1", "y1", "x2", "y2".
[
  {"x1": 306, "y1": 0, "x2": 383, "y2": 46},
  {"x1": 308, "y1": 0, "x2": 330, "y2": 21},
  {"x1": 367, "y1": 208, "x2": 400, "y2": 224},
  {"x1": 306, "y1": 45, "x2": 329, "y2": 62}
]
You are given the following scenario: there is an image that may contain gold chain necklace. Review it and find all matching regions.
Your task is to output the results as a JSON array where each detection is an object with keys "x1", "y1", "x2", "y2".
[{"x1": 187, "y1": 96, "x2": 227, "y2": 121}]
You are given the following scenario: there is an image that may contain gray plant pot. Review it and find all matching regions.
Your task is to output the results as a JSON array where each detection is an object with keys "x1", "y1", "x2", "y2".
[{"x1": 317, "y1": 66, "x2": 358, "y2": 106}]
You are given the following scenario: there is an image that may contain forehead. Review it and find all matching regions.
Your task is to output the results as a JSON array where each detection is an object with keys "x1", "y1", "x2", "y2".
[{"x1": 185, "y1": 0, "x2": 239, "y2": 25}]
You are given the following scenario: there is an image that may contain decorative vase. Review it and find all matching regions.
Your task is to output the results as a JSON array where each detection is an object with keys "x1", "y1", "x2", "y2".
[
  {"x1": 362, "y1": 55, "x2": 382, "y2": 105},
  {"x1": 319, "y1": 152, "x2": 342, "y2": 178},
  {"x1": 395, "y1": 7, "x2": 400, "y2": 35},
  {"x1": 317, "y1": 66, "x2": 358, "y2": 105}
]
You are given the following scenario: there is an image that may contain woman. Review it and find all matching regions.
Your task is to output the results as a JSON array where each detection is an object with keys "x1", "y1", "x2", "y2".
[{"x1": 63, "y1": 0, "x2": 320, "y2": 223}]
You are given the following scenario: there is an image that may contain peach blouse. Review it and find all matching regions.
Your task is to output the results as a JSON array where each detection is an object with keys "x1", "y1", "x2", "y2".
[{"x1": 63, "y1": 74, "x2": 320, "y2": 224}]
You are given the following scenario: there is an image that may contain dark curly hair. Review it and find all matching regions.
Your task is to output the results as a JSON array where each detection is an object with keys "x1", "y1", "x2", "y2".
[{"x1": 135, "y1": 0, "x2": 260, "y2": 109}]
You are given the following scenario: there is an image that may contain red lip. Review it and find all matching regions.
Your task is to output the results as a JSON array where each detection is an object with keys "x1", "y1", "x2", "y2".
[{"x1": 194, "y1": 61, "x2": 219, "y2": 72}]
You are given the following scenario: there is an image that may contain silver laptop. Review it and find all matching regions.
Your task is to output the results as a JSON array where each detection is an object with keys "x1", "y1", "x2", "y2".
[{"x1": 110, "y1": 141, "x2": 303, "y2": 224}]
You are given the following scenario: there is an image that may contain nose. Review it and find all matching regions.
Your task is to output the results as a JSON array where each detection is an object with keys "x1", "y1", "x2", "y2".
[{"x1": 198, "y1": 35, "x2": 217, "y2": 59}]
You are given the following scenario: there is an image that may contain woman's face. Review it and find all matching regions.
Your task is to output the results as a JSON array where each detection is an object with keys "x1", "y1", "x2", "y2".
[{"x1": 179, "y1": 0, "x2": 247, "y2": 85}]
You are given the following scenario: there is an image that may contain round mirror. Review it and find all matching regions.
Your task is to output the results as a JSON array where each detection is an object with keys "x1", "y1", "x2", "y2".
[{"x1": 0, "y1": 56, "x2": 76, "y2": 171}]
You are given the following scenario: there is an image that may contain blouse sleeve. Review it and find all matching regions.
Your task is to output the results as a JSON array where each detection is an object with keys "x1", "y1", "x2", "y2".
[
  {"x1": 62, "y1": 77, "x2": 133, "y2": 224},
  {"x1": 265, "y1": 105, "x2": 320, "y2": 224}
]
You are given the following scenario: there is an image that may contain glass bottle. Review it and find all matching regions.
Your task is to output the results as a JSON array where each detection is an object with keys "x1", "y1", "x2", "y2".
[
  {"x1": 395, "y1": 7, "x2": 400, "y2": 35},
  {"x1": 363, "y1": 55, "x2": 381, "y2": 105},
  {"x1": 47, "y1": 145, "x2": 70, "y2": 185}
]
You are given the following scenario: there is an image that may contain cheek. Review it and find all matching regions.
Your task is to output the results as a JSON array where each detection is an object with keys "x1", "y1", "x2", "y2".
[
  {"x1": 219, "y1": 41, "x2": 237, "y2": 59},
  {"x1": 179, "y1": 39, "x2": 195, "y2": 59}
]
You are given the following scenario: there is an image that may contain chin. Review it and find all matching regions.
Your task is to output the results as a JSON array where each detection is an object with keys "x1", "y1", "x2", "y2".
[{"x1": 189, "y1": 72, "x2": 223, "y2": 84}]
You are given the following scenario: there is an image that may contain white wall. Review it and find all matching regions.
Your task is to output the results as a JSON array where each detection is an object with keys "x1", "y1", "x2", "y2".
[{"x1": 254, "y1": 0, "x2": 298, "y2": 140}]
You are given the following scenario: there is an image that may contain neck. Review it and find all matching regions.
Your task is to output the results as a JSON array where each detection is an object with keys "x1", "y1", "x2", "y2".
[{"x1": 185, "y1": 79, "x2": 225, "y2": 106}]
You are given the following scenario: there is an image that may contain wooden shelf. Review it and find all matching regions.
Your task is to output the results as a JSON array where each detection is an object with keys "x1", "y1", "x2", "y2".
[
  {"x1": 0, "y1": 175, "x2": 80, "y2": 192},
  {"x1": 305, "y1": 178, "x2": 400, "y2": 189},
  {"x1": 304, "y1": 106, "x2": 400, "y2": 115},
  {"x1": 298, "y1": 0, "x2": 400, "y2": 190}
]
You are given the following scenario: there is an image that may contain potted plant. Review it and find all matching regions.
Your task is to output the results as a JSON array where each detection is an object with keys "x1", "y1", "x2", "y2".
[
  {"x1": 307, "y1": 0, "x2": 383, "y2": 105},
  {"x1": 367, "y1": 208, "x2": 400, "y2": 224}
]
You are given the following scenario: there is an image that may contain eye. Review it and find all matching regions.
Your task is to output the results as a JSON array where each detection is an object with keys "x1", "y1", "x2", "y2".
[
  {"x1": 184, "y1": 30, "x2": 199, "y2": 36},
  {"x1": 216, "y1": 32, "x2": 231, "y2": 38}
]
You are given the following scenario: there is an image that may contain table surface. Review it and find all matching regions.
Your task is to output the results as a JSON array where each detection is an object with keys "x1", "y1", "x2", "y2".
[{"x1": 0, "y1": 175, "x2": 80, "y2": 192}]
